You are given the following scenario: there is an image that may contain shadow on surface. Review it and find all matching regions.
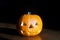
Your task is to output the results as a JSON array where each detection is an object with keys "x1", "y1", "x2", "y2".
[
  {"x1": 0, "y1": 27, "x2": 20, "y2": 36},
  {"x1": 0, "y1": 37, "x2": 10, "y2": 40}
]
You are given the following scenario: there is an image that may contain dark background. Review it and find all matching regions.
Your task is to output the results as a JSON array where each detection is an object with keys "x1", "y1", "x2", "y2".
[{"x1": 0, "y1": 0, "x2": 60, "y2": 30}]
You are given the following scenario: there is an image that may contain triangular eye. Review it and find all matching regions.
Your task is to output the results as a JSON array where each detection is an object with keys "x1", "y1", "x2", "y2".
[
  {"x1": 35, "y1": 23, "x2": 38, "y2": 25},
  {"x1": 21, "y1": 22, "x2": 27, "y2": 26},
  {"x1": 23, "y1": 23, "x2": 27, "y2": 26}
]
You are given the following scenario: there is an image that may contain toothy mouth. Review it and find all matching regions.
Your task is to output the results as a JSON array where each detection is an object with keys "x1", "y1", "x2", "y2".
[
  {"x1": 21, "y1": 30, "x2": 30, "y2": 34},
  {"x1": 20, "y1": 30, "x2": 36, "y2": 36}
]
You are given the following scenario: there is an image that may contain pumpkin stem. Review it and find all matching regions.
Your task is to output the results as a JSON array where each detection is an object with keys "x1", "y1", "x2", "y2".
[{"x1": 28, "y1": 12, "x2": 31, "y2": 14}]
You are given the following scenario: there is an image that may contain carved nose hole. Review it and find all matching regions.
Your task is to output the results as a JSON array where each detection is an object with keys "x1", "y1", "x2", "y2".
[{"x1": 29, "y1": 25, "x2": 33, "y2": 28}]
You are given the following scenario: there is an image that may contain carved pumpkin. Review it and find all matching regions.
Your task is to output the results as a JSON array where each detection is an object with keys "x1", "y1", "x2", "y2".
[{"x1": 17, "y1": 12, "x2": 43, "y2": 36}]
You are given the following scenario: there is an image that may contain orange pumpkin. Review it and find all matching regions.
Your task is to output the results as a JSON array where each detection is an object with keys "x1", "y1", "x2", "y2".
[{"x1": 17, "y1": 12, "x2": 43, "y2": 36}]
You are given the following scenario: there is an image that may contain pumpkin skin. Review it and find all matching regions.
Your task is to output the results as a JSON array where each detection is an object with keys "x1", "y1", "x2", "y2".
[{"x1": 17, "y1": 14, "x2": 43, "y2": 36}]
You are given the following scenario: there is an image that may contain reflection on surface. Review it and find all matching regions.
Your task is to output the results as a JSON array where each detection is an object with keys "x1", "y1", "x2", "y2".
[
  {"x1": 0, "y1": 23, "x2": 60, "y2": 40},
  {"x1": 22, "y1": 36, "x2": 42, "y2": 40},
  {"x1": 13, "y1": 35, "x2": 42, "y2": 40}
]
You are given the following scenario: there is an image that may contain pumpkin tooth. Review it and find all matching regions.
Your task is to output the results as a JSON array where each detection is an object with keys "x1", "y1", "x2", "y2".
[{"x1": 21, "y1": 30, "x2": 23, "y2": 34}]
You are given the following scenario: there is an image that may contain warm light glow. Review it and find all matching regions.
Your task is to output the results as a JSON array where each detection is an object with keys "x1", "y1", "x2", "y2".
[{"x1": 17, "y1": 13, "x2": 43, "y2": 36}]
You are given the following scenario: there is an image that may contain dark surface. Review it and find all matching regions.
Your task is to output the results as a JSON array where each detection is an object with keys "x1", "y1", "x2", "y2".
[{"x1": 0, "y1": 23, "x2": 60, "y2": 40}]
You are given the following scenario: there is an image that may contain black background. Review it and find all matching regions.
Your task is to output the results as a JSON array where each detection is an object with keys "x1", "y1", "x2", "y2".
[{"x1": 0, "y1": 0, "x2": 60, "y2": 30}]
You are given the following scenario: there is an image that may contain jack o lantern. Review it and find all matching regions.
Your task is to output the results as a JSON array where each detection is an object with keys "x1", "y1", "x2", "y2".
[{"x1": 17, "y1": 12, "x2": 43, "y2": 36}]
